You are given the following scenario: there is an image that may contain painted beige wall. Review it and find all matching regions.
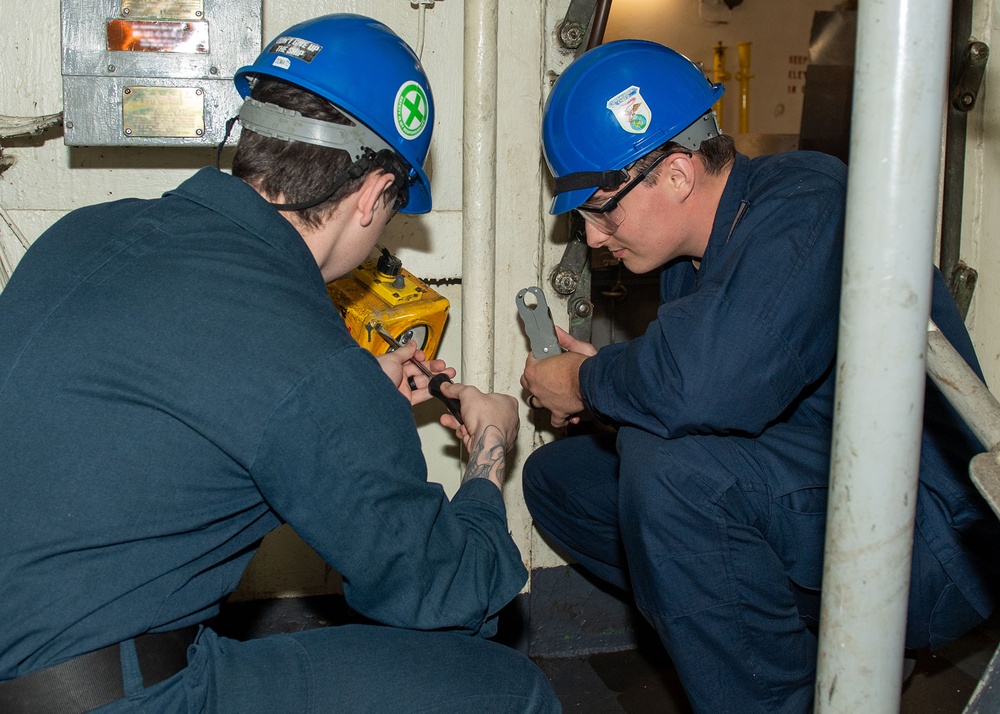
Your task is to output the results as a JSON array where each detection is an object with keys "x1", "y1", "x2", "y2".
[{"x1": 3, "y1": 0, "x2": 999, "y2": 598}]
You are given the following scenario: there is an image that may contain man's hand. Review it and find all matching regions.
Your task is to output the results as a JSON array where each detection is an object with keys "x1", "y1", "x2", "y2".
[
  {"x1": 520, "y1": 327, "x2": 596, "y2": 428},
  {"x1": 376, "y1": 341, "x2": 457, "y2": 406},
  {"x1": 437, "y1": 382, "x2": 519, "y2": 491},
  {"x1": 555, "y1": 326, "x2": 598, "y2": 358}
]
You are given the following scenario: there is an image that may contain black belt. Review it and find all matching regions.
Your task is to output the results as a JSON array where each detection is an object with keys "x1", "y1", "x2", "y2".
[{"x1": 0, "y1": 626, "x2": 199, "y2": 714}]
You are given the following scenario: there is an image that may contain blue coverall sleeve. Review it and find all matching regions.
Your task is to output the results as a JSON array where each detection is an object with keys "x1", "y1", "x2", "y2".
[
  {"x1": 580, "y1": 162, "x2": 846, "y2": 438},
  {"x1": 248, "y1": 348, "x2": 526, "y2": 637}
]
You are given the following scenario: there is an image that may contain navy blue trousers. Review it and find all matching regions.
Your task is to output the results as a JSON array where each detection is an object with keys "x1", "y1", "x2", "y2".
[
  {"x1": 523, "y1": 427, "x2": 978, "y2": 714},
  {"x1": 93, "y1": 625, "x2": 560, "y2": 713}
]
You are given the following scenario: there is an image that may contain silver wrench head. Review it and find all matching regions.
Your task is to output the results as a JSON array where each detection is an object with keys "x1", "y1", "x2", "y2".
[{"x1": 516, "y1": 286, "x2": 561, "y2": 360}]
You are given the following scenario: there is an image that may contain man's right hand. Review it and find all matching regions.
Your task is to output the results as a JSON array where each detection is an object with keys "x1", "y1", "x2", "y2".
[
  {"x1": 438, "y1": 382, "x2": 519, "y2": 490},
  {"x1": 520, "y1": 326, "x2": 596, "y2": 428}
]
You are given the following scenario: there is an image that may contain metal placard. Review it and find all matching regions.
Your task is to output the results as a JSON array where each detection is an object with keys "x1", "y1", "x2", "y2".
[
  {"x1": 107, "y1": 19, "x2": 210, "y2": 53},
  {"x1": 119, "y1": 0, "x2": 204, "y2": 20},
  {"x1": 122, "y1": 86, "x2": 205, "y2": 137}
]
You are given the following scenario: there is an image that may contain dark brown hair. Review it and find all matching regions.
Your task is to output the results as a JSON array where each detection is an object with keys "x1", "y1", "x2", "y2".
[
  {"x1": 232, "y1": 78, "x2": 396, "y2": 228},
  {"x1": 634, "y1": 134, "x2": 736, "y2": 179}
]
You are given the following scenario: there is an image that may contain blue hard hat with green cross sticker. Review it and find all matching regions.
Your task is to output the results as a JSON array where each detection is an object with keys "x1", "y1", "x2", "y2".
[{"x1": 235, "y1": 13, "x2": 435, "y2": 214}]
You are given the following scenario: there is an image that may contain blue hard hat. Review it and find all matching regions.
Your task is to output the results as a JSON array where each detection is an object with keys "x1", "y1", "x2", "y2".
[
  {"x1": 543, "y1": 40, "x2": 724, "y2": 214},
  {"x1": 235, "y1": 14, "x2": 434, "y2": 214}
]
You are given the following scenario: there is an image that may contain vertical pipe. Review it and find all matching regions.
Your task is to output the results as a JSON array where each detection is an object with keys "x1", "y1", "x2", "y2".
[
  {"x1": 462, "y1": 0, "x2": 499, "y2": 390},
  {"x1": 712, "y1": 42, "x2": 729, "y2": 133},
  {"x1": 814, "y1": 0, "x2": 953, "y2": 711},
  {"x1": 586, "y1": 0, "x2": 614, "y2": 49},
  {"x1": 736, "y1": 41, "x2": 752, "y2": 133}
]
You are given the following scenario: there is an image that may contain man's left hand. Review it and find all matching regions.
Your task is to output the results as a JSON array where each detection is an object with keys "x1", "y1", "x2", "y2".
[{"x1": 377, "y1": 341, "x2": 457, "y2": 406}]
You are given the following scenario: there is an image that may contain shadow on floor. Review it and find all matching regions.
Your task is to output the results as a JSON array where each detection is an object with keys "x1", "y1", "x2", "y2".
[
  {"x1": 210, "y1": 595, "x2": 998, "y2": 713},
  {"x1": 532, "y1": 614, "x2": 1000, "y2": 713}
]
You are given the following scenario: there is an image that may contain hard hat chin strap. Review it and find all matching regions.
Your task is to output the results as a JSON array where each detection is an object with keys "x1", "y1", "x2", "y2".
[{"x1": 267, "y1": 148, "x2": 410, "y2": 213}]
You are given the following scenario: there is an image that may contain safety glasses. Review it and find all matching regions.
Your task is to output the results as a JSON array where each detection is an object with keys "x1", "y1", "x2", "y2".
[{"x1": 574, "y1": 151, "x2": 674, "y2": 234}]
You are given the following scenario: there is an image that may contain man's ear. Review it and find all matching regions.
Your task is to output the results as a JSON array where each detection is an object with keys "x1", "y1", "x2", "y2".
[
  {"x1": 356, "y1": 171, "x2": 397, "y2": 228},
  {"x1": 666, "y1": 152, "x2": 696, "y2": 202}
]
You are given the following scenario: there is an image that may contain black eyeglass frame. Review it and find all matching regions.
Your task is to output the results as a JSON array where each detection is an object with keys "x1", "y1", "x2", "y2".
[{"x1": 576, "y1": 149, "x2": 691, "y2": 217}]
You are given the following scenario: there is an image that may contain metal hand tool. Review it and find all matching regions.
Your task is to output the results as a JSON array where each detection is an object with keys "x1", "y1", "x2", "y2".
[
  {"x1": 374, "y1": 323, "x2": 464, "y2": 425},
  {"x1": 516, "y1": 286, "x2": 561, "y2": 360}
]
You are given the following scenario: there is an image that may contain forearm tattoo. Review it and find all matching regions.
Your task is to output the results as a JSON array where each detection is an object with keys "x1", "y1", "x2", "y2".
[{"x1": 462, "y1": 425, "x2": 507, "y2": 485}]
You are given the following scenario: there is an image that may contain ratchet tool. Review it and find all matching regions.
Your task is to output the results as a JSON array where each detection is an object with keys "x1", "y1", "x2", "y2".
[
  {"x1": 374, "y1": 323, "x2": 464, "y2": 425},
  {"x1": 516, "y1": 287, "x2": 561, "y2": 360}
]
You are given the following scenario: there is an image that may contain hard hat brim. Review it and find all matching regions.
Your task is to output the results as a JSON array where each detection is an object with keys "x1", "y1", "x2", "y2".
[{"x1": 550, "y1": 186, "x2": 598, "y2": 215}]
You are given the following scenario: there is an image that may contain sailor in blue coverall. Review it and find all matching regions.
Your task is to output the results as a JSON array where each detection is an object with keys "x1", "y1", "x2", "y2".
[
  {"x1": 0, "y1": 15, "x2": 558, "y2": 714},
  {"x1": 521, "y1": 40, "x2": 999, "y2": 713}
]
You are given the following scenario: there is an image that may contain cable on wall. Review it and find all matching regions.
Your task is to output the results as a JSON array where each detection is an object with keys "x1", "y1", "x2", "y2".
[
  {"x1": 411, "y1": 0, "x2": 439, "y2": 59},
  {"x1": 0, "y1": 112, "x2": 63, "y2": 289}
]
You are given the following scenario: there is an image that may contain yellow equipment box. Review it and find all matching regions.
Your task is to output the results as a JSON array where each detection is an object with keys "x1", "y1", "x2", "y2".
[{"x1": 327, "y1": 248, "x2": 450, "y2": 360}]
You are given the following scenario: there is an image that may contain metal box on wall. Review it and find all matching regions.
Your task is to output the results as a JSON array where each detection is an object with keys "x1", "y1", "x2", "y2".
[{"x1": 61, "y1": 0, "x2": 261, "y2": 147}]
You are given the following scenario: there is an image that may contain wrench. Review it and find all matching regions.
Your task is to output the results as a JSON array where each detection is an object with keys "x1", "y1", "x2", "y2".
[{"x1": 516, "y1": 287, "x2": 561, "y2": 360}]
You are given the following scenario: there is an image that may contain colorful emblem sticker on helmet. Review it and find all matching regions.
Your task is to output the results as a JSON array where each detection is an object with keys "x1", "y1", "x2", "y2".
[
  {"x1": 394, "y1": 81, "x2": 429, "y2": 140},
  {"x1": 606, "y1": 86, "x2": 650, "y2": 134},
  {"x1": 268, "y1": 36, "x2": 322, "y2": 63}
]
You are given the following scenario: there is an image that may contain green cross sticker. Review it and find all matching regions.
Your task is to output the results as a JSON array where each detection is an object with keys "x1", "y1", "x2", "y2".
[{"x1": 394, "y1": 81, "x2": 429, "y2": 139}]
